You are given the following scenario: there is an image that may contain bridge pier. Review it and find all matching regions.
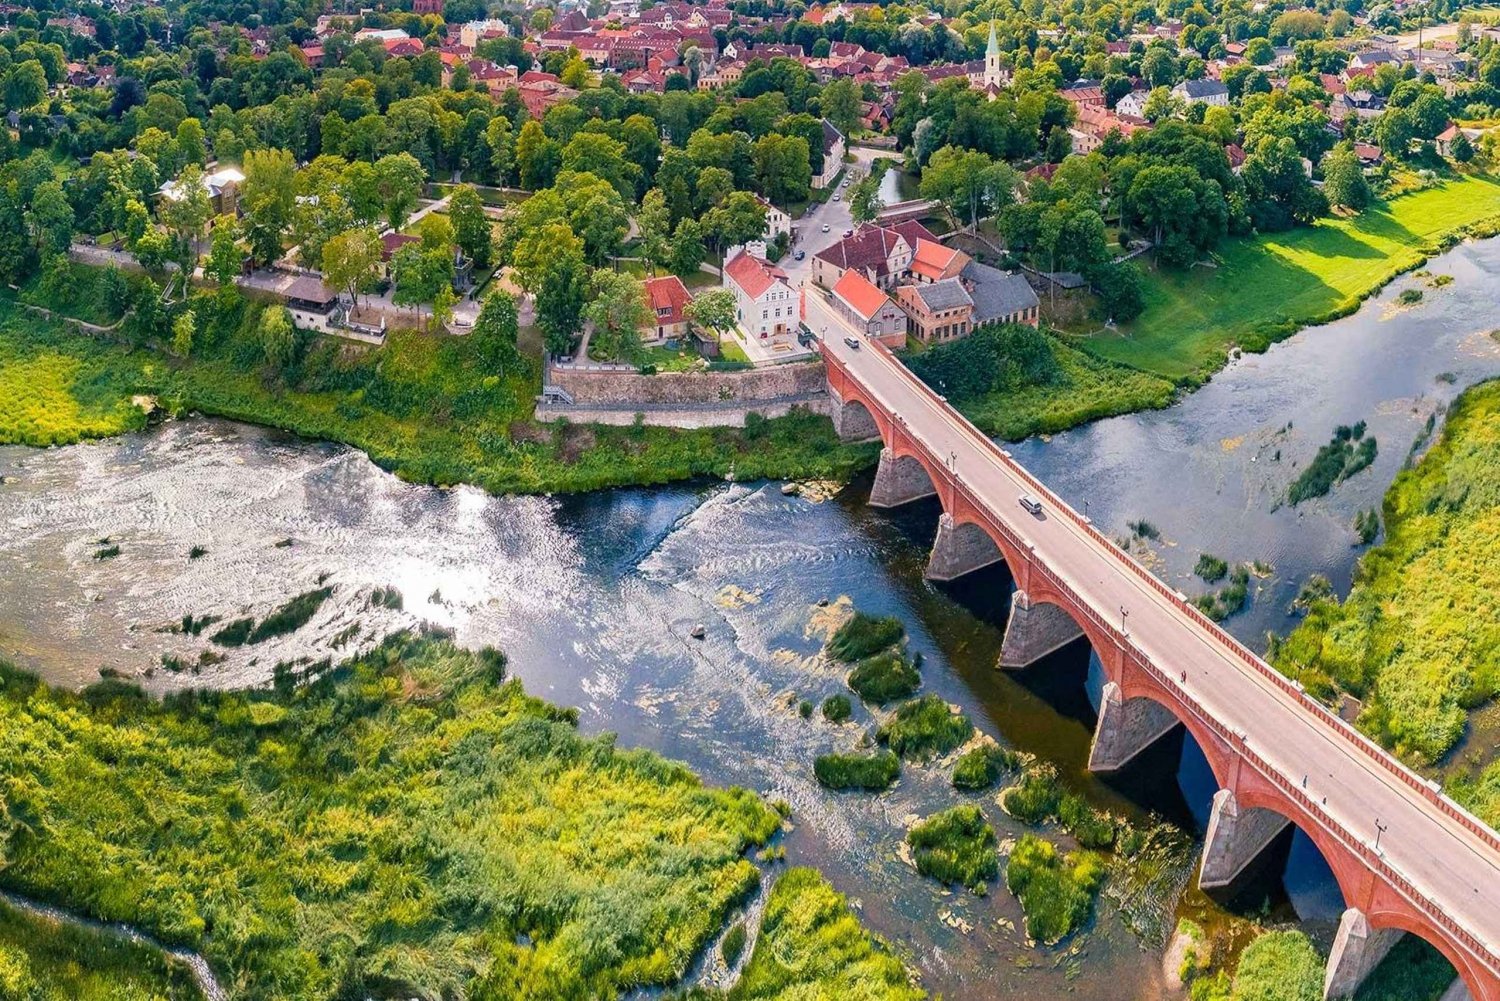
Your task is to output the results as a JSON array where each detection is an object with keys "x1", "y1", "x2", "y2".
[
  {"x1": 868, "y1": 448, "x2": 936, "y2": 508},
  {"x1": 998, "y1": 590, "x2": 1085, "y2": 669},
  {"x1": 1439, "y1": 978, "x2": 1475, "y2": 1001},
  {"x1": 1198, "y1": 788, "x2": 1291, "y2": 890},
  {"x1": 1088, "y1": 682, "x2": 1180, "y2": 772},
  {"x1": 831, "y1": 394, "x2": 880, "y2": 442},
  {"x1": 1324, "y1": 909, "x2": 1404, "y2": 999},
  {"x1": 925, "y1": 514, "x2": 1004, "y2": 581}
]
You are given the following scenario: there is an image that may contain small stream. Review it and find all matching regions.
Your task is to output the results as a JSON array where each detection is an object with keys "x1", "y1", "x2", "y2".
[{"x1": 1, "y1": 239, "x2": 1498, "y2": 998}]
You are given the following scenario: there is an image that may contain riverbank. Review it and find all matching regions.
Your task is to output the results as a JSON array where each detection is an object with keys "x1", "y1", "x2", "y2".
[
  {"x1": 1272, "y1": 379, "x2": 1500, "y2": 819},
  {"x1": 1084, "y1": 172, "x2": 1500, "y2": 382}
]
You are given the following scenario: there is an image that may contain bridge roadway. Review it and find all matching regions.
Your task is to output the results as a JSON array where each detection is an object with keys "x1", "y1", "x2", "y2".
[{"x1": 813, "y1": 318, "x2": 1500, "y2": 996}]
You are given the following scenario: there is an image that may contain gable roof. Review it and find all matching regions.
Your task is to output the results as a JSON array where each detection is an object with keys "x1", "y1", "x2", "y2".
[
  {"x1": 910, "y1": 238, "x2": 967, "y2": 282},
  {"x1": 724, "y1": 250, "x2": 787, "y2": 299},
  {"x1": 911, "y1": 277, "x2": 973, "y2": 312},
  {"x1": 961, "y1": 261, "x2": 1038, "y2": 322},
  {"x1": 644, "y1": 275, "x2": 692, "y2": 324},
  {"x1": 813, "y1": 224, "x2": 909, "y2": 277},
  {"x1": 831, "y1": 268, "x2": 891, "y2": 320}
]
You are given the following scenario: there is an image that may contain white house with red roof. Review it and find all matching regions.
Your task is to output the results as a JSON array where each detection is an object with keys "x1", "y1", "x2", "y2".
[
  {"x1": 830, "y1": 269, "x2": 906, "y2": 345},
  {"x1": 723, "y1": 247, "x2": 796, "y2": 345}
]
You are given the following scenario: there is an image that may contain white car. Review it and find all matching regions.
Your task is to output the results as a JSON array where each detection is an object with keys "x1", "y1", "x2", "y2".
[
  {"x1": 832, "y1": 193, "x2": 841, "y2": 201},
  {"x1": 821, "y1": 223, "x2": 830, "y2": 233}
]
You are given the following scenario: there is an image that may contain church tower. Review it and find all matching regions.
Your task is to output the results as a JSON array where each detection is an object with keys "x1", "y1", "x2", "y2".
[{"x1": 984, "y1": 20, "x2": 1002, "y2": 89}]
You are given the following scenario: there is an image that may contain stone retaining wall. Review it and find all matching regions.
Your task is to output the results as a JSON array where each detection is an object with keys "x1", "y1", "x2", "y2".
[{"x1": 546, "y1": 362, "x2": 827, "y2": 407}]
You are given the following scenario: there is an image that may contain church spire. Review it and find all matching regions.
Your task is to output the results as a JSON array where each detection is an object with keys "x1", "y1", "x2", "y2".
[{"x1": 986, "y1": 19, "x2": 999, "y2": 57}]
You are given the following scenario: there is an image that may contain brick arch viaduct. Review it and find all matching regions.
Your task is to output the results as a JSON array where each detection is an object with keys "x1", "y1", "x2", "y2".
[{"x1": 823, "y1": 342, "x2": 1500, "y2": 1001}]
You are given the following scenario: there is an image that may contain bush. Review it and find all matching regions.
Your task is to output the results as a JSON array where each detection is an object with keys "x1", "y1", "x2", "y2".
[
  {"x1": 827, "y1": 612, "x2": 905, "y2": 662},
  {"x1": 1004, "y1": 835, "x2": 1105, "y2": 945},
  {"x1": 907, "y1": 805, "x2": 998, "y2": 890},
  {"x1": 951, "y1": 744, "x2": 1019, "y2": 791},
  {"x1": 1288, "y1": 423, "x2": 1378, "y2": 505},
  {"x1": 847, "y1": 649, "x2": 921, "y2": 706},
  {"x1": 1088, "y1": 261, "x2": 1147, "y2": 323},
  {"x1": 813, "y1": 750, "x2": 901, "y2": 791},
  {"x1": 1230, "y1": 931, "x2": 1323, "y2": 1001},
  {"x1": 1194, "y1": 553, "x2": 1228, "y2": 583},
  {"x1": 877, "y1": 695, "x2": 972, "y2": 761},
  {"x1": 906, "y1": 322, "x2": 1062, "y2": 403},
  {"x1": 821, "y1": 695, "x2": 852, "y2": 723}
]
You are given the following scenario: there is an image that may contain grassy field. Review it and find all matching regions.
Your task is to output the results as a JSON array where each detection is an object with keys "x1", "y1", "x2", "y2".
[
  {"x1": 1087, "y1": 173, "x2": 1500, "y2": 381},
  {"x1": 0, "y1": 295, "x2": 877, "y2": 494},
  {"x1": 1272, "y1": 380, "x2": 1500, "y2": 787},
  {"x1": 0, "y1": 899, "x2": 204, "y2": 1000},
  {"x1": 0, "y1": 634, "x2": 782, "y2": 1000}
]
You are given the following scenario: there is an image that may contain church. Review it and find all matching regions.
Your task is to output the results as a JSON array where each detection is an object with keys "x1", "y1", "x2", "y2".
[{"x1": 965, "y1": 21, "x2": 1009, "y2": 98}]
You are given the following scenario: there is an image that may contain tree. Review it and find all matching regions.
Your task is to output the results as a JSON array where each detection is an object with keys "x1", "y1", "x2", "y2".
[
  {"x1": 920, "y1": 146, "x2": 1016, "y2": 231},
  {"x1": 258, "y1": 305, "x2": 296, "y2": 371},
  {"x1": 4, "y1": 62, "x2": 46, "y2": 111},
  {"x1": 1241, "y1": 136, "x2": 1326, "y2": 231},
  {"x1": 1246, "y1": 38, "x2": 1275, "y2": 66},
  {"x1": 702, "y1": 191, "x2": 768, "y2": 256},
  {"x1": 448, "y1": 185, "x2": 493, "y2": 269},
  {"x1": 684, "y1": 288, "x2": 736, "y2": 337},
  {"x1": 516, "y1": 120, "x2": 561, "y2": 191},
  {"x1": 752, "y1": 133, "x2": 812, "y2": 205},
  {"x1": 391, "y1": 243, "x2": 453, "y2": 314},
  {"x1": 1086, "y1": 262, "x2": 1146, "y2": 322},
  {"x1": 668, "y1": 218, "x2": 706, "y2": 277},
  {"x1": 175, "y1": 118, "x2": 207, "y2": 166},
  {"x1": 1323, "y1": 143, "x2": 1371, "y2": 212},
  {"x1": 850, "y1": 172, "x2": 883, "y2": 224},
  {"x1": 583, "y1": 269, "x2": 650, "y2": 361},
  {"x1": 171, "y1": 310, "x2": 196, "y2": 358},
  {"x1": 158, "y1": 165, "x2": 213, "y2": 262},
  {"x1": 536, "y1": 233, "x2": 588, "y2": 357},
  {"x1": 637, "y1": 188, "x2": 671, "y2": 275},
  {"x1": 694, "y1": 166, "x2": 735, "y2": 213},
  {"x1": 472, "y1": 289, "x2": 520, "y2": 373},
  {"x1": 204, "y1": 217, "x2": 243, "y2": 286},
  {"x1": 132, "y1": 227, "x2": 173, "y2": 272},
  {"x1": 322, "y1": 227, "x2": 383, "y2": 308},
  {"x1": 241, "y1": 148, "x2": 297, "y2": 266},
  {"x1": 1452, "y1": 133, "x2": 1475, "y2": 164},
  {"x1": 27, "y1": 181, "x2": 73, "y2": 258},
  {"x1": 374, "y1": 152, "x2": 426, "y2": 230},
  {"x1": 820, "y1": 78, "x2": 861, "y2": 137}
]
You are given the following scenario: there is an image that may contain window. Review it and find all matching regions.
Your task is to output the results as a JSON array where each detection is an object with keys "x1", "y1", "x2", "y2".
[{"x1": 762, "y1": 309, "x2": 768, "y2": 319}]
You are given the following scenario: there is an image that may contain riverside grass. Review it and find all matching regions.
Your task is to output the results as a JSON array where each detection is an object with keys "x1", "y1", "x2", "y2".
[
  {"x1": 1088, "y1": 172, "x2": 1500, "y2": 382},
  {"x1": 0, "y1": 297, "x2": 876, "y2": 494},
  {"x1": 1273, "y1": 380, "x2": 1500, "y2": 779},
  {"x1": 0, "y1": 633, "x2": 783, "y2": 1001},
  {"x1": 0, "y1": 898, "x2": 203, "y2": 1001}
]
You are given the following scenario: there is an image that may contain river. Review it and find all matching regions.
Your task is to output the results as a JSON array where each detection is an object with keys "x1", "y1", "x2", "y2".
[{"x1": 2, "y1": 238, "x2": 1498, "y2": 999}]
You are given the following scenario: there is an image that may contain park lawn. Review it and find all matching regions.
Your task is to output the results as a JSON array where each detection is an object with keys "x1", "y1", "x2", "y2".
[
  {"x1": 618, "y1": 259, "x2": 720, "y2": 290},
  {"x1": 1089, "y1": 172, "x2": 1500, "y2": 382}
]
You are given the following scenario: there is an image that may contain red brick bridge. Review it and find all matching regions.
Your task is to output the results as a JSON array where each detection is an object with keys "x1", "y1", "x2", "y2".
[{"x1": 822, "y1": 337, "x2": 1500, "y2": 1001}]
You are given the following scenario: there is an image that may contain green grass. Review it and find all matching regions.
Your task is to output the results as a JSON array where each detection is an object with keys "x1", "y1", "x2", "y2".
[
  {"x1": 1004, "y1": 835, "x2": 1105, "y2": 945},
  {"x1": 1287, "y1": 422, "x2": 1377, "y2": 506},
  {"x1": 1273, "y1": 380, "x2": 1500, "y2": 769},
  {"x1": 821, "y1": 694, "x2": 852, "y2": 723},
  {"x1": 826, "y1": 612, "x2": 905, "y2": 663},
  {"x1": 813, "y1": 750, "x2": 900, "y2": 791},
  {"x1": 950, "y1": 744, "x2": 1019, "y2": 791},
  {"x1": 847, "y1": 649, "x2": 921, "y2": 706},
  {"x1": 720, "y1": 868, "x2": 925, "y2": 1001},
  {"x1": 0, "y1": 292, "x2": 877, "y2": 495},
  {"x1": 876, "y1": 695, "x2": 972, "y2": 761},
  {"x1": 906, "y1": 805, "x2": 998, "y2": 891},
  {"x1": 1088, "y1": 173, "x2": 1500, "y2": 381},
  {"x1": 0, "y1": 898, "x2": 204, "y2": 1000},
  {"x1": 0, "y1": 633, "x2": 781, "y2": 1000}
]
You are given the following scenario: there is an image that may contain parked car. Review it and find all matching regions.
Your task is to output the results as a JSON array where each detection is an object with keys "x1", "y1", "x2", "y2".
[
  {"x1": 843, "y1": 336, "x2": 861, "y2": 350},
  {"x1": 843, "y1": 229, "x2": 853, "y2": 237},
  {"x1": 794, "y1": 249, "x2": 806, "y2": 260},
  {"x1": 821, "y1": 223, "x2": 830, "y2": 232},
  {"x1": 832, "y1": 193, "x2": 841, "y2": 201}
]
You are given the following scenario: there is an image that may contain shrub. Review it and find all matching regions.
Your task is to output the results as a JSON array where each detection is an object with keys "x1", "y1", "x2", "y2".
[
  {"x1": 1194, "y1": 553, "x2": 1228, "y2": 583},
  {"x1": 951, "y1": 744, "x2": 1019, "y2": 791},
  {"x1": 1354, "y1": 508, "x2": 1380, "y2": 545},
  {"x1": 246, "y1": 587, "x2": 333, "y2": 643},
  {"x1": 821, "y1": 695, "x2": 852, "y2": 723},
  {"x1": 1004, "y1": 835, "x2": 1105, "y2": 945},
  {"x1": 1230, "y1": 931, "x2": 1323, "y2": 1001},
  {"x1": 877, "y1": 696, "x2": 972, "y2": 761},
  {"x1": 798, "y1": 699, "x2": 814, "y2": 719},
  {"x1": 1057, "y1": 793, "x2": 1117, "y2": 849},
  {"x1": 1396, "y1": 287, "x2": 1424, "y2": 305},
  {"x1": 907, "y1": 805, "x2": 998, "y2": 890},
  {"x1": 813, "y1": 750, "x2": 901, "y2": 791},
  {"x1": 1288, "y1": 423, "x2": 1378, "y2": 505},
  {"x1": 847, "y1": 649, "x2": 921, "y2": 706},
  {"x1": 827, "y1": 612, "x2": 905, "y2": 662}
]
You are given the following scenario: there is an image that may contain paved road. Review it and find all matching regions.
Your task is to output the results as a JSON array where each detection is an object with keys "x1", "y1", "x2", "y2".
[
  {"x1": 783, "y1": 146, "x2": 902, "y2": 287},
  {"x1": 815, "y1": 306, "x2": 1500, "y2": 988}
]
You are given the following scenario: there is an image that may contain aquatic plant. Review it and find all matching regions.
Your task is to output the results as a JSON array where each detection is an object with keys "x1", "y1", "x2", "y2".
[
  {"x1": 1287, "y1": 422, "x2": 1378, "y2": 505},
  {"x1": 720, "y1": 921, "x2": 747, "y2": 968},
  {"x1": 813, "y1": 750, "x2": 900, "y2": 792},
  {"x1": 847, "y1": 649, "x2": 921, "y2": 706},
  {"x1": 907, "y1": 805, "x2": 998, "y2": 891},
  {"x1": 950, "y1": 744, "x2": 1019, "y2": 791},
  {"x1": 826, "y1": 612, "x2": 905, "y2": 663},
  {"x1": 1194, "y1": 553, "x2": 1229, "y2": 583},
  {"x1": 876, "y1": 696, "x2": 972, "y2": 761},
  {"x1": 1004, "y1": 835, "x2": 1105, "y2": 945},
  {"x1": 821, "y1": 695, "x2": 852, "y2": 724}
]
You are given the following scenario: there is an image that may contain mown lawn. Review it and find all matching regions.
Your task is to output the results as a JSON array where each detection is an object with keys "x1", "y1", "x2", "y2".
[{"x1": 1088, "y1": 173, "x2": 1500, "y2": 381}]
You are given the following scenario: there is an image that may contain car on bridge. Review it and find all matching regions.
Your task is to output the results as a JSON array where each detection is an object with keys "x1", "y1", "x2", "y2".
[
  {"x1": 1019, "y1": 494, "x2": 1043, "y2": 516},
  {"x1": 843, "y1": 336, "x2": 861, "y2": 350}
]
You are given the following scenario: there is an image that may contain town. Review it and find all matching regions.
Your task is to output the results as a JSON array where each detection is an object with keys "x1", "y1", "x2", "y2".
[{"x1": 2, "y1": 0, "x2": 1500, "y2": 998}]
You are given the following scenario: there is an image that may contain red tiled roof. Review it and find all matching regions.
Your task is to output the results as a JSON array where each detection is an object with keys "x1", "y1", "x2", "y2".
[
  {"x1": 724, "y1": 251, "x2": 786, "y2": 299},
  {"x1": 814, "y1": 224, "x2": 907, "y2": 276},
  {"x1": 644, "y1": 275, "x2": 692, "y2": 324},
  {"x1": 380, "y1": 232, "x2": 420, "y2": 261},
  {"x1": 909, "y1": 238, "x2": 965, "y2": 282},
  {"x1": 832, "y1": 268, "x2": 891, "y2": 320}
]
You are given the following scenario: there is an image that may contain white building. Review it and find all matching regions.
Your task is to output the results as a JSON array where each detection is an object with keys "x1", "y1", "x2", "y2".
[
  {"x1": 812, "y1": 119, "x2": 845, "y2": 190},
  {"x1": 752, "y1": 195, "x2": 791, "y2": 242},
  {"x1": 723, "y1": 247, "x2": 796, "y2": 344},
  {"x1": 1115, "y1": 89, "x2": 1149, "y2": 118},
  {"x1": 1171, "y1": 79, "x2": 1229, "y2": 106}
]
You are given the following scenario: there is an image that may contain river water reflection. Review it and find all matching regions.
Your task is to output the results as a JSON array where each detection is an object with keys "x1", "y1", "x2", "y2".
[{"x1": 2, "y1": 238, "x2": 1499, "y2": 998}]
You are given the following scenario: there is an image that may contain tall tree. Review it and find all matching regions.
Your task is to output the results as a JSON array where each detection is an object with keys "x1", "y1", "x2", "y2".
[
  {"x1": 374, "y1": 152, "x2": 426, "y2": 231},
  {"x1": 241, "y1": 148, "x2": 297, "y2": 266},
  {"x1": 583, "y1": 269, "x2": 649, "y2": 361},
  {"x1": 448, "y1": 185, "x2": 493, "y2": 269},
  {"x1": 471, "y1": 289, "x2": 520, "y2": 373},
  {"x1": 322, "y1": 227, "x2": 383, "y2": 308}
]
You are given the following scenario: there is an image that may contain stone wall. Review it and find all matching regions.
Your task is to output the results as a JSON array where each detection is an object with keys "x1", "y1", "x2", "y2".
[{"x1": 546, "y1": 361, "x2": 827, "y2": 407}]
